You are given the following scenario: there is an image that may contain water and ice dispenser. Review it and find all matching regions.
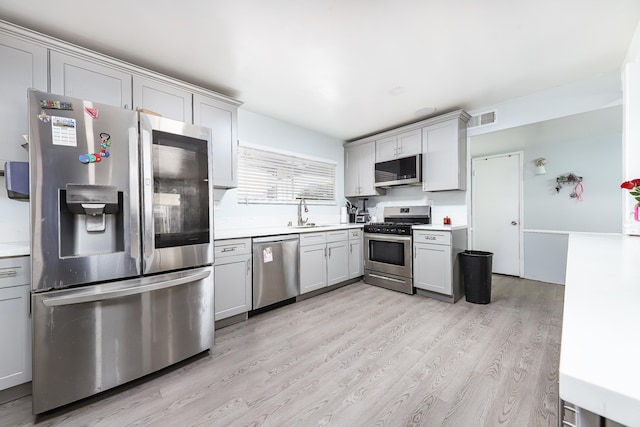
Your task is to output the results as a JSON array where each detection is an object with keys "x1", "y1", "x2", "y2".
[{"x1": 59, "y1": 184, "x2": 125, "y2": 257}]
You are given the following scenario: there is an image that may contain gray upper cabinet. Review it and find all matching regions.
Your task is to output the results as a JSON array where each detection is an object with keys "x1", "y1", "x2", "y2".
[
  {"x1": 133, "y1": 75, "x2": 193, "y2": 122},
  {"x1": 375, "y1": 129, "x2": 421, "y2": 162},
  {"x1": 193, "y1": 94, "x2": 240, "y2": 189},
  {"x1": 0, "y1": 32, "x2": 47, "y2": 162},
  {"x1": 421, "y1": 111, "x2": 470, "y2": 192},
  {"x1": 345, "y1": 141, "x2": 384, "y2": 197},
  {"x1": 3, "y1": 22, "x2": 242, "y2": 191},
  {"x1": 50, "y1": 51, "x2": 132, "y2": 108}
]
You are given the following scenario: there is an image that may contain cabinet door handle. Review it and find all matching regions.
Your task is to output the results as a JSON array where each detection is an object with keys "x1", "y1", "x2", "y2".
[
  {"x1": 0, "y1": 269, "x2": 18, "y2": 278},
  {"x1": 349, "y1": 243, "x2": 352, "y2": 254},
  {"x1": 246, "y1": 259, "x2": 251, "y2": 274},
  {"x1": 328, "y1": 247, "x2": 332, "y2": 257}
]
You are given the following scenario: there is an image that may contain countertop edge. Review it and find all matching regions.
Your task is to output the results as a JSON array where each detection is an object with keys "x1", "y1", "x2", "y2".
[
  {"x1": 0, "y1": 242, "x2": 30, "y2": 258},
  {"x1": 215, "y1": 224, "x2": 364, "y2": 240}
]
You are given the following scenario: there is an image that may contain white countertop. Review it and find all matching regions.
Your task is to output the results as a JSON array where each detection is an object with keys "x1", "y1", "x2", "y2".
[
  {"x1": 560, "y1": 233, "x2": 640, "y2": 427},
  {"x1": 215, "y1": 223, "x2": 364, "y2": 240},
  {"x1": 412, "y1": 224, "x2": 468, "y2": 231},
  {"x1": 0, "y1": 241, "x2": 30, "y2": 258}
]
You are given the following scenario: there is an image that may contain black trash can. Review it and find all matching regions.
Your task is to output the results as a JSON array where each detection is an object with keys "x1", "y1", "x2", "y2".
[{"x1": 460, "y1": 250, "x2": 493, "y2": 304}]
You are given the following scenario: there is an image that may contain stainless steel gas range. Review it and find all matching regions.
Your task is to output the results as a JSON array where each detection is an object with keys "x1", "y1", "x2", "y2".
[{"x1": 363, "y1": 206, "x2": 431, "y2": 294}]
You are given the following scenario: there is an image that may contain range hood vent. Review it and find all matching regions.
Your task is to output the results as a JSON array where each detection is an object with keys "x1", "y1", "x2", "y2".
[{"x1": 468, "y1": 110, "x2": 497, "y2": 128}]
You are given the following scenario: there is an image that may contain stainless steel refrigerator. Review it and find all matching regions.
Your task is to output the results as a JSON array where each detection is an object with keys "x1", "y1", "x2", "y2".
[{"x1": 28, "y1": 89, "x2": 215, "y2": 414}]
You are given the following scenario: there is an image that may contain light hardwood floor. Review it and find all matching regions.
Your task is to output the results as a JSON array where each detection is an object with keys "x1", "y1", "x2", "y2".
[{"x1": 0, "y1": 276, "x2": 564, "y2": 426}]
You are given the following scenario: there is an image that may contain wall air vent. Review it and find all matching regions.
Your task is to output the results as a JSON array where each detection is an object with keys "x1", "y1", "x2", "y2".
[{"x1": 468, "y1": 110, "x2": 496, "y2": 128}]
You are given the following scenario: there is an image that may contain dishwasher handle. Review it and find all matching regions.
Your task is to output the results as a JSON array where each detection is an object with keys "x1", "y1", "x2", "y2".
[{"x1": 252, "y1": 234, "x2": 300, "y2": 244}]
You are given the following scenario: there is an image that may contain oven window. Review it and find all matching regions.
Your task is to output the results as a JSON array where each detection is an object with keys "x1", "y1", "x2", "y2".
[
  {"x1": 369, "y1": 240, "x2": 405, "y2": 266},
  {"x1": 152, "y1": 130, "x2": 209, "y2": 248}
]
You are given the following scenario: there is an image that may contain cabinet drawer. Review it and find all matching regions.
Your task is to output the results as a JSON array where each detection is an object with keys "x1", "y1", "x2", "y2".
[
  {"x1": 300, "y1": 232, "x2": 327, "y2": 247},
  {"x1": 348, "y1": 229, "x2": 363, "y2": 240},
  {"x1": 326, "y1": 230, "x2": 348, "y2": 243},
  {"x1": 0, "y1": 256, "x2": 30, "y2": 289},
  {"x1": 215, "y1": 238, "x2": 251, "y2": 259},
  {"x1": 413, "y1": 231, "x2": 451, "y2": 246}
]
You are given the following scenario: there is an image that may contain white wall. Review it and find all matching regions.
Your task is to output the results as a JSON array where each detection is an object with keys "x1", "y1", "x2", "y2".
[
  {"x1": 0, "y1": 177, "x2": 29, "y2": 243},
  {"x1": 359, "y1": 187, "x2": 467, "y2": 226},
  {"x1": 214, "y1": 109, "x2": 346, "y2": 230},
  {"x1": 622, "y1": 19, "x2": 640, "y2": 234},
  {"x1": 470, "y1": 107, "x2": 622, "y2": 285},
  {"x1": 465, "y1": 72, "x2": 626, "y2": 285},
  {"x1": 471, "y1": 107, "x2": 623, "y2": 233},
  {"x1": 468, "y1": 71, "x2": 622, "y2": 137},
  {"x1": 0, "y1": 137, "x2": 30, "y2": 244}
]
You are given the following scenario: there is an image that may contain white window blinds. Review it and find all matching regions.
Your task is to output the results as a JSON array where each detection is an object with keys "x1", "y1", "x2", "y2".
[{"x1": 237, "y1": 145, "x2": 336, "y2": 204}]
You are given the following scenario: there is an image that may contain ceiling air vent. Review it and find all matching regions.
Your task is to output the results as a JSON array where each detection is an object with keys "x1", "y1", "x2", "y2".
[{"x1": 468, "y1": 110, "x2": 496, "y2": 128}]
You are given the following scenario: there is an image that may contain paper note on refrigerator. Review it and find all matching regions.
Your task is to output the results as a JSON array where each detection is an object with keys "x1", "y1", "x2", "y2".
[{"x1": 51, "y1": 116, "x2": 77, "y2": 147}]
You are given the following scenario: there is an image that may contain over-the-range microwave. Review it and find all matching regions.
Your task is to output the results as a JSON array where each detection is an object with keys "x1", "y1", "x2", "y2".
[{"x1": 374, "y1": 154, "x2": 422, "y2": 188}]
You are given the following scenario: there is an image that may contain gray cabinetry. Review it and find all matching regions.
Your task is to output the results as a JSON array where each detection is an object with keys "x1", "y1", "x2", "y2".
[
  {"x1": 50, "y1": 51, "x2": 132, "y2": 108},
  {"x1": 0, "y1": 32, "x2": 47, "y2": 163},
  {"x1": 214, "y1": 238, "x2": 252, "y2": 321},
  {"x1": 299, "y1": 230, "x2": 350, "y2": 294},
  {"x1": 193, "y1": 94, "x2": 240, "y2": 189},
  {"x1": 0, "y1": 256, "x2": 31, "y2": 391},
  {"x1": 375, "y1": 129, "x2": 421, "y2": 161},
  {"x1": 326, "y1": 230, "x2": 349, "y2": 286},
  {"x1": 348, "y1": 228, "x2": 363, "y2": 278},
  {"x1": 133, "y1": 75, "x2": 193, "y2": 122},
  {"x1": 299, "y1": 233, "x2": 328, "y2": 294},
  {"x1": 413, "y1": 229, "x2": 466, "y2": 303},
  {"x1": 421, "y1": 111, "x2": 470, "y2": 192},
  {"x1": 15, "y1": 23, "x2": 241, "y2": 191},
  {"x1": 345, "y1": 141, "x2": 384, "y2": 197}
]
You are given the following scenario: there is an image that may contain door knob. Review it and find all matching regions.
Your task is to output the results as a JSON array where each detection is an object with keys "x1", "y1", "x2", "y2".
[{"x1": 511, "y1": 221, "x2": 518, "y2": 225}]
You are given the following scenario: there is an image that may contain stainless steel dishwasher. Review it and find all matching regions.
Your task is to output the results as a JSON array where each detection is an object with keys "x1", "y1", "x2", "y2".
[{"x1": 252, "y1": 234, "x2": 300, "y2": 309}]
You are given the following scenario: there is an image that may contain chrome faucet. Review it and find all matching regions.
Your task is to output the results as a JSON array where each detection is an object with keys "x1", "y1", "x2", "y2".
[{"x1": 297, "y1": 198, "x2": 308, "y2": 226}]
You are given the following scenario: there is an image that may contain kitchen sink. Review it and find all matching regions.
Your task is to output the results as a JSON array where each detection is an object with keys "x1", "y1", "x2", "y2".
[{"x1": 289, "y1": 223, "x2": 317, "y2": 229}]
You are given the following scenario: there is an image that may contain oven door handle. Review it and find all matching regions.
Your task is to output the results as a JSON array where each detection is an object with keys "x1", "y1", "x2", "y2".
[
  {"x1": 41, "y1": 270, "x2": 211, "y2": 307},
  {"x1": 364, "y1": 233, "x2": 412, "y2": 242}
]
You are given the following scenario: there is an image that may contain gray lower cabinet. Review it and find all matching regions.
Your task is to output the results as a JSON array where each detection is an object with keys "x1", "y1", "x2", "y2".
[
  {"x1": 50, "y1": 50, "x2": 132, "y2": 108},
  {"x1": 413, "y1": 229, "x2": 466, "y2": 303},
  {"x1": 348, "y1": 229, "x2": 363, "y2": 279},
  {"x1": 0, "y1": 256, "x2": 31, "y2": 391},
  {"x1": 214, "y1": 238, "x2": 252, "y2": 321},
  {"x1": 299, "y1": 230, "x2": 350, "y2": 294}
]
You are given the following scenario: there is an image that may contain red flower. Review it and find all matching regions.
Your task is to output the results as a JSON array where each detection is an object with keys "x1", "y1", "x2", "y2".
[{"x1": 621, "y1": 179, "x2": 640, "y2": 205}]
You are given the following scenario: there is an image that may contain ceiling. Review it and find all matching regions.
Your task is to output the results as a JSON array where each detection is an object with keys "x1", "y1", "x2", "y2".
[{"x1": 1, "y1": 1, "x2": 639, "y2": 141}]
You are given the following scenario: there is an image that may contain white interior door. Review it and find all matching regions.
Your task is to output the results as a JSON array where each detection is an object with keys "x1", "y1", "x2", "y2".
[{"x1": 471, "y1": 153, "x2": 522, "y2": 276}]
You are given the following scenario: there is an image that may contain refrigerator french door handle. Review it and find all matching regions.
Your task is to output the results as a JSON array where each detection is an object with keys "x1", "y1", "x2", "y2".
[
  {"x1": 140, "y1": 126, "x2": 155, "y2": 266},
  {"x1": 41, "y1": 270, "x2": 211, "y2": 307}
]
